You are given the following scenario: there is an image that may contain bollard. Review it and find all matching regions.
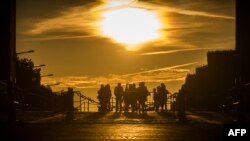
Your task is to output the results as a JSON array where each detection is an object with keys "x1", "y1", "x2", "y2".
[
  {"x1": 84, "y1": 101, "x2": 85, "y2": 112},
  {"x1": 111, "y1": 97, "x2": 114, "y2": 111},
  {"x1": 79, "y1": 94, "x2": 82, "y2": 112},
  {"x1": 88, "y1": 98, "x2": 90, "y2": 112}
]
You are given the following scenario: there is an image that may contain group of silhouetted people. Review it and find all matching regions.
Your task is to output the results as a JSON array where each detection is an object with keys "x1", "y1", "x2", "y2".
[
  {"x1": 153, "y1": 83, "x2": 170, "y2": 112},
  {"x1": 97, "y1": 84, "x2": 112, "y2": 112},
  {"x1": 123, "y1": 82, "x2": 150, "y2": 113},
  {"x1": 97, "y1": 82, "x2": 170, "y2": 113}
]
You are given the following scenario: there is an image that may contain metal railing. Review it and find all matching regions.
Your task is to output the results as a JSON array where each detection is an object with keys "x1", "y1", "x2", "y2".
[{"x1": 74, "y1": 91, "x2": 99, "y2": 112}]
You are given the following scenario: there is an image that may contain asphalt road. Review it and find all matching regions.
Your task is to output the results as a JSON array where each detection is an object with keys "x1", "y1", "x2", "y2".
[
  {"x1": 1, "y1": 112, "x2": 225, "y2": 141},
  {"x1": 10, "y1": 122, "x2": 223, "y2": 141}
]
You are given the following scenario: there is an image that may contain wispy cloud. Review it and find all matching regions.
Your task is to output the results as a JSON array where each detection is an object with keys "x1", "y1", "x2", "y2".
[
  {"x1": 101, "y1": 0, "x2": 234, "y2": 20},
  {"x1": 135, "y1": 0, "x2": 235, "y2": 20},
  {"x1": 122, "y1": 62, "x2": 197, "y2": 76},
  {"x1": 26, "y1": 6, "x2": 99, "y2": 35},
  {"x1": 17, "y1": 35, "x2": 97, "y2": 42},
  {"x1": 164, "y1": 7, "x2": 234, "y2": 20},
  {"x1": 41, "y1": 62, "x2": 195, "y2": 91},
  {"x1": 139, "y1": 47, "x2": 228, "y2": 55}
]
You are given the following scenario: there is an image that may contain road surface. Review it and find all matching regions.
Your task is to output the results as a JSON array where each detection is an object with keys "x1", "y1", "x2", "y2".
[{"x1": 2, "y1": 112, "x2": 226, "y2": 141}]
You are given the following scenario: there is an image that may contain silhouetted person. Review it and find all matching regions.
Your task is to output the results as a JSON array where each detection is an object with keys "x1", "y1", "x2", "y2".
[
  {"x1": 130, "y1": 83, "x2": 137, "y2": 113},
  {"x1": 137, "y1": 82, "x2": 149, "y2": 114},
  {"x1": 153, "y1": 88, "x2": 159, "y2": 112},
  {"x1": 123, "y1": 84, "x2": 129, "y2": 112},
  {"x1": 97, "y1": 84, "x2": 105, "y2": 111},
  {"x1": 126, "y1": 84, "x2": 133, "y2": 112},
  {"x1": 159, "y1": 83, "x2": 170, "y2": 111},
  {"x1": 104, "y1": 84, "x2": 112, "y2": 111},
  {"x1": 114, "y1": 83, "x2": 123, "y2": 112}
]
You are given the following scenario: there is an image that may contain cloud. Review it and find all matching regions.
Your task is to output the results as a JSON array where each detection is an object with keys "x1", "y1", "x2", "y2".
[
  {"x1": 122, "y1": 62, "x2": 197, "y2": 76},
  {"x1": 164, "y1": 7, "x2": 234, "y2": 20},
  {"x1": 26, "y1": 6, "x2": 99, "y2": 35},
  {"x1": 18, "y1": 0, "x2": 234, "y2": 42},
  {"x1": 136, "y1": 0, "x2": 235, "y2": 20},
  {"x1": 17, "y1": 35, "x2": 97, "y2": 42},
  {"x1": 41, "y1": 62, "x2": 195, "y2": 91},
  {"x1": 139, "y1": 47, "x2": 229, "y2": 55}
]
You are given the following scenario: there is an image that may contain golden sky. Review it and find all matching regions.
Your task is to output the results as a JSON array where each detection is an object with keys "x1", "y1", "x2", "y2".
[{"x1": 16, "y1": 0, "x2": 235, "y2": 94}]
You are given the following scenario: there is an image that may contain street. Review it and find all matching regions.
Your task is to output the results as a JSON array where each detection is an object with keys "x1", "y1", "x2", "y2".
[
  {"x1": 1, "y1": 112, "x2": 226, "y2": 141},
  {"x1": 12, "y1": 123, "x2": 223, "y2": 141}
]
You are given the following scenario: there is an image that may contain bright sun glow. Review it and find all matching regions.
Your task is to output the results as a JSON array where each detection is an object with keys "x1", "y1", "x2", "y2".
[{"x1": 100, "y1": 7, "x2": 162, "y2": 50}]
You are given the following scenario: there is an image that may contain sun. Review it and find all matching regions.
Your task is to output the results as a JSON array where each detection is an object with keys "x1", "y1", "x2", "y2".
[{"x1": 99, "y1": 7, "x2": 162, "y2": 50}]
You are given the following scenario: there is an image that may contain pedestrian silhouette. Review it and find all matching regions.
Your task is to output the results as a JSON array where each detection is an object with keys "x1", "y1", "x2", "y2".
[
  {"x1": 153, "y1": 88, "x2": 159, "y2": 112},
  {"x1": 114, "y1": 83, "x2": 123, "y2": 112},
  {"x1": 104, "y1": 84, "x2": 112, "y2": 111},
  {"x1": 97, "y1": 84, "x2": 106, "y2": 111},
  {"x1": 123, "y1": 84, "x2": 129, "y2": 112},
  {"x1": 159, "y1": 83, "x2": 170, "y2": 111},
  {"x1": 130, "y1": 83, "x2": 137, "y2": 113},
  {"x1": 137, "y1": 82, "x2": 150, "y2": 114}
]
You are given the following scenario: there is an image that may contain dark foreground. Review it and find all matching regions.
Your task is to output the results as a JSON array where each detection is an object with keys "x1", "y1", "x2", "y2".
[
  {"x1": 1, "y1": 112, "x2": 229, "y2": 141},
  {"x1": 10, "y1": 123, "x2": 222, "y2": 141}
]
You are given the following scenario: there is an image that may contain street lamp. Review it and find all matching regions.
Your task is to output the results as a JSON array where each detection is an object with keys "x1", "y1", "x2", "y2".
[
  {"x1": 34, "y1": 64, "x2": 45, "y2": 68},
  {"x1": 41, "y1": 74, "x2": 53, "y2": 77},
  {"x1": 47, "y1": 82, "x2": 60, "y2": 86},
  {"x1": 16, "y1": 50, "x2": 34, "y2": 55}
]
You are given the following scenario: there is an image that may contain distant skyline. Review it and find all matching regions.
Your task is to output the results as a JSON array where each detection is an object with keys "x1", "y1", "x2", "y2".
[{"x1": 16, "y1": 0, "x2": 235, "y2": 93}]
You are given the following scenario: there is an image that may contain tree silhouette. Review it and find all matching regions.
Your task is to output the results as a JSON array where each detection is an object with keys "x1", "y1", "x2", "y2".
[
  {"x1": 16, "y1": 57, "x2": 52, "y2": 110},
  {"x1": 16, "y1": 58, "x2": 41, "y2": 92}
]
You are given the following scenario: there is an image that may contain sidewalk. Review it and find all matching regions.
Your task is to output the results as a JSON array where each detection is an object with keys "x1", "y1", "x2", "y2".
[
  {"x1": 186, "y1": 111, "x2": 238, "y2": 124},
  {"x1": 16, "y1": 110, "x2": 65, "y2": 123}
]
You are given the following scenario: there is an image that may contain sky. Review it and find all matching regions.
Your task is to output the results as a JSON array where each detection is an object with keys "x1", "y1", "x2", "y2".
[{"x1": 16, "y1": 0, "x2": 235, "y2": 98}]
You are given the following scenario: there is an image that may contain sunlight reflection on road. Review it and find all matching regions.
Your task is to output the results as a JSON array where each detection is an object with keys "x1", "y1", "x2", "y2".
[
  {"x1": 108, "y1": 124, "x2": 153, "y2": 139},
  {"x1": 14, "y1": 123, "x2": 222, "y2": 140},
  {"x1": 80, "y1": 124, "x2": 167, "y2": 140}
]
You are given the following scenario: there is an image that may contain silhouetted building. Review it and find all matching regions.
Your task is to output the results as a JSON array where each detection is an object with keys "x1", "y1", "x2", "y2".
[
  {"x1": 184, "y1": 50, "x2": 239, "y2": 111},
  {"x1": 236, "y1": 0, "x2": 250, "y2": 122}
]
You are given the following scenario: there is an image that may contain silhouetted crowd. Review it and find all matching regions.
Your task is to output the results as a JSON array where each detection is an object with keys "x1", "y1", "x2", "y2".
[
  {"x1": 97, "y1": 84, "x2": 112, "y2": 112},
  {"x1": 97, "y1": 82, "x2": 170, "y2": 113},
  {"x1": 153, "y1": 83, "x2": 170, "y2": 112}
]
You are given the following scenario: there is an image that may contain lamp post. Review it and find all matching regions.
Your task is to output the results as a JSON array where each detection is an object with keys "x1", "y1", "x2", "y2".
[
  {"x1": 46, "y1": 82, "x2": 60, "y2": 87},
  {"x1": 16, "y1": 50, "x2": 34, "y2": 55},
  {"x1": 34, "y1": 64, "x2": 45, "y2": 68},
  {"x1": 41, "y1": 74, "x2": 53, "y2": 77}
]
